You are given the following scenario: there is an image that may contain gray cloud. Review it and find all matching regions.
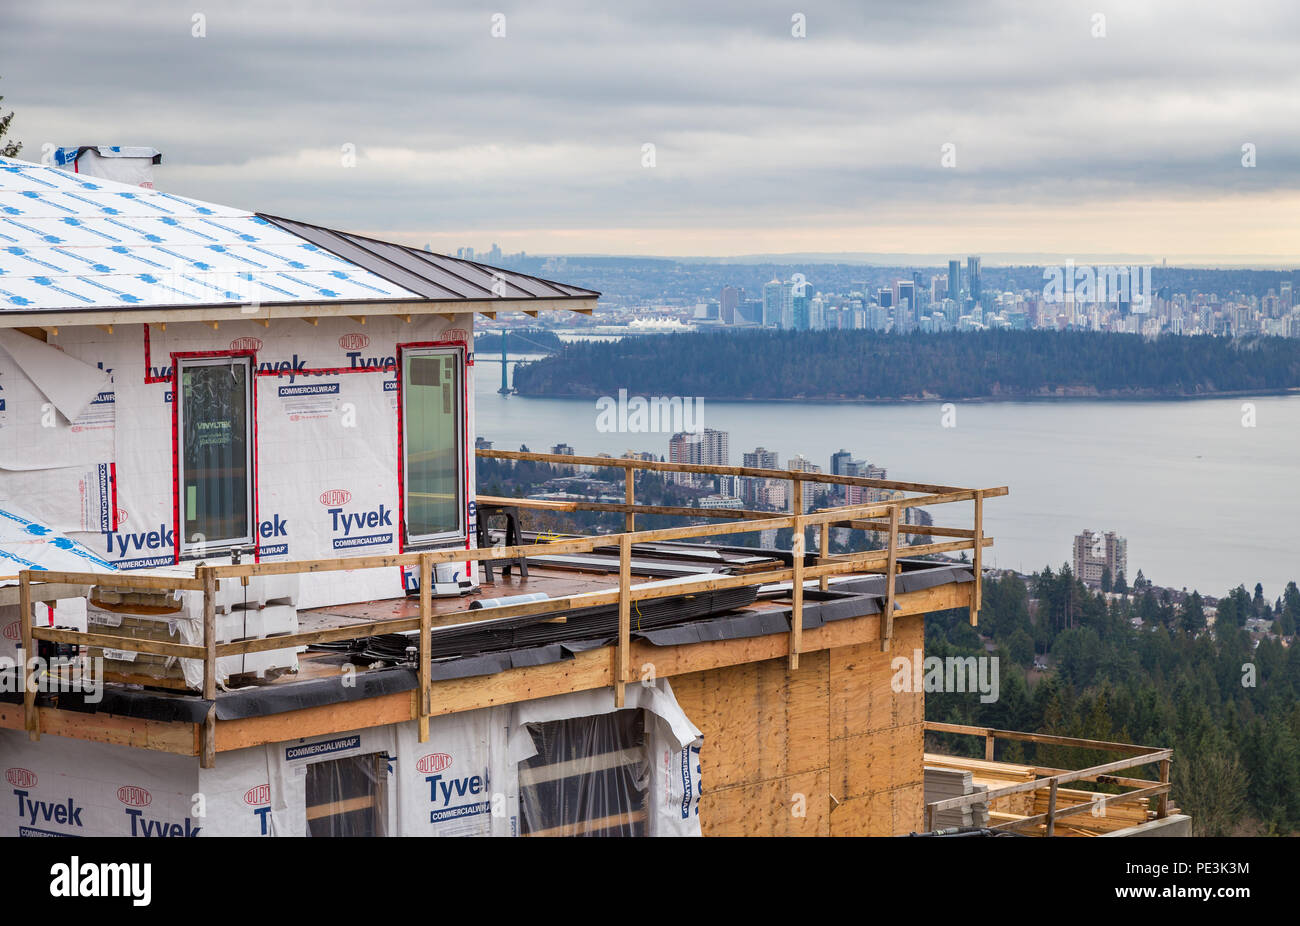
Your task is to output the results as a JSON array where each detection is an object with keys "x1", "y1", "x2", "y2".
[{"x1": 1, "y1": 0, "x2": 1297, "y2": 255}]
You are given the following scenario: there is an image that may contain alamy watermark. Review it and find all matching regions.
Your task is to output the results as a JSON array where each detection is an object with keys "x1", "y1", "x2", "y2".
[
  {"x1": 1, "y1": 655, "x2": 104, "y2": 704},
  {"x1": 1043, "y1": 261, "x2": 1153, "y2": 312},
  {"x1": 595, "y1": 388, "x2": 704, "y2": 433},
  {"x1": 891, "y1": 649, "x2": 1000, "y2": 704}
]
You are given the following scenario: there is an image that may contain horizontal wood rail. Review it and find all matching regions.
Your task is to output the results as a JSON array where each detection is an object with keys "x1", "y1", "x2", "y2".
[
  {"x1": 922, "y1": 722, "x2": 1173, "y2": 835},
  {"x1": 13, "y1": 453, "x2": 1004, "y2": 767}
]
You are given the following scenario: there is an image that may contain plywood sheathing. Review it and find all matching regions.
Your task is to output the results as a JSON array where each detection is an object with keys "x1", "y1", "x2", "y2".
[{"x1": 670, "y1": 613, "x2": 925, "y2": 836}]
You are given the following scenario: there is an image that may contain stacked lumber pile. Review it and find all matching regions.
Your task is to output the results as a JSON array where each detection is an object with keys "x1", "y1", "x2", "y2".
[
  {"x1": 926, "y1": 752, "x2": 1174, "y2": 836},
  {"x1": 86, "y1": 576, "x2": 300, "y2": 690},
  {"x1": 923, "y1": 753, "x2": 1037, "y2": 816},
  {"x1": 1029, "y1": 787, "x2": 1149, "y2": 836},
  {"x1": 924, "y1": 765, "x2": 988, "y2": 828}
]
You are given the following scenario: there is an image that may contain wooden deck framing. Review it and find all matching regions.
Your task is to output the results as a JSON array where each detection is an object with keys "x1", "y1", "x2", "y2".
[
  {"x1": 11, "y1": 451, "x2": 1006, "y2": 768},
  {"x1": 922, "y1": 722, "x2": 1173, "y2": 835}
]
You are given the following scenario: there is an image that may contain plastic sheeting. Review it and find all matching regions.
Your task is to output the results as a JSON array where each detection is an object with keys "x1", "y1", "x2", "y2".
[
  {"x1": 53, "y1": 146, "x2": 162, "y2": 189},
  {"x1": 0, "y1": 503, "x2": 117, "y2": 581},
  {"x1": 518, "y1": 709, "x2": 649, "y2": 836}
]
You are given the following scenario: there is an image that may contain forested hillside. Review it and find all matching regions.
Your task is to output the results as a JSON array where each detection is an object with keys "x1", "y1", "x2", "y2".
[
  {"x1": 512, "y1": 329, "x2": 1300, "y2": 400},
  {"x1": 927, "y1": 569, "x2": 1300, "y2": 836}
]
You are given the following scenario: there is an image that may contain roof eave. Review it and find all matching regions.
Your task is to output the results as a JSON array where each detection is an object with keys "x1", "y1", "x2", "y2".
[{"x1": 0, "y1": 295, "x2": 598, "y2": 330}]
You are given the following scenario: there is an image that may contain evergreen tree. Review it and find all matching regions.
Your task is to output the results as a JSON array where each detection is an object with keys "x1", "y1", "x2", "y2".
[{"x1": 0, "y1": 79, "x2": 20, "y2": 158}]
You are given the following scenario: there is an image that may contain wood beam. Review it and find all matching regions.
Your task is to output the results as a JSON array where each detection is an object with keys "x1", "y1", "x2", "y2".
[
  {"x1": 418, "y1": 553, "x2": 432, "y2": 743},
  {"x1": 615, "y1": 533, "x2": 632, "y2": 707},
  {"x1": 881, "y1": 505, "x2": 899, "y2": 652},
  {"x1": 19, "y1": 572, "x2": 37, "y2": 741}
]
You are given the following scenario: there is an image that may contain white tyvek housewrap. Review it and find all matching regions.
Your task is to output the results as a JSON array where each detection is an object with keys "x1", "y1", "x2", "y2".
[
  {"x1": 0, "y1": 331, "x2": 117, "y2": 533},
  {"x1": 35, "y1": 315, "x2": 476, "y2": 609},
  {"x1": 0, "y1": 680, "x2": 702, "y2": 837},
  {"x1": 0, "y1": 730, "x2": 202, "y2": 837}
]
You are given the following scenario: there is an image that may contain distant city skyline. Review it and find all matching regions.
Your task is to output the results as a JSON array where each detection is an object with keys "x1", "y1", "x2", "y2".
[{"x1": 3, "y1": 1, "x2": 1299, "y2": 263}]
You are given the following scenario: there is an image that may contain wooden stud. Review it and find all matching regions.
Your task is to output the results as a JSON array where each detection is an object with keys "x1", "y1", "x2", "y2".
[
  {"x1": 256, "y1": 318, "x2": 270, "y2": 328},
  {"x1": 790, "y1": 518, "x2": 804, "y2": 670},
  {"x1": 201, "y1": 567, "x2": 217, "y2": 701},
  {"x1": 1045, "y1": 778, "x2": 1058, "y2": 836},
  {"x1": 624, "y1": 466, "x2": 635, "y2": 533},
  {"x1": 418, "y1": 553, "x2": 432, "y2": 743},
  {"x1": 1157, "y1": 759, "x2": 1170, "y2": 818},
  {"x1": 400, "y1": 314, "x2": 412, "y2": 324},
  {"x1": 302, "y1": 317, "x2": 319, "y2": 326},
  {"x1": 480, "y1": 312, "x2": 496, "y2": 320},
  {"x1": 201, "y1": 705, "x2": 216, "y2": 769},
  {"x1": 522, "y1": 310, "x2": 539, "y2": 318},
  {"x1": 207, "y1": 321, "x2": 219, "y2": 330},
  {"x1": 615, "y1": 533, "x2": 632, "y2": 707},
  {"x1": 970, "y1": 489, "x2": 984, "y2": 626},
  {"x1": 348, "y1": 315, "x2": 367, "y2": 325},
  {"x1": 818, "y1": 523, "x2": 830, "y2": 592},
  {"x1": 985, "y1": 733, "x2": 996, "y2": 762},
  {"x1": 881, "y1": 505, "x2": 899, "y2": 652},
  {"x1": 97, "y1": 324, "x2": 113, "y2": 334},
  {"x1": 19, "y1": 571, "x2": 38, "y2": 741}
]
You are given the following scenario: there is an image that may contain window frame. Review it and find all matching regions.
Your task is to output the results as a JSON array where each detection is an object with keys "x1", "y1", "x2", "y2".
[
  {"x1": 175, "y1": 354, "x2": 256, "y2": 557},
  {"x1": 399, "y1": 344, "x2": 467, "y2": 548}
]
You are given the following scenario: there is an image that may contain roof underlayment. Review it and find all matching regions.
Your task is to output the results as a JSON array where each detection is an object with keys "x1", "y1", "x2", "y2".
[{"x1": 0, "y1": 156, "x2": 598, "y2": 315}]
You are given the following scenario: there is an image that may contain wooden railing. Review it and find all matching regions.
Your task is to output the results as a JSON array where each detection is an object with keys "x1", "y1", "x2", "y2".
[
  {"x1": 15, "y1": 452, "x2": 1006, "y2": 767},
  {"x1": 922, "y1": 721, "x2": 1173, "y2": 835}
]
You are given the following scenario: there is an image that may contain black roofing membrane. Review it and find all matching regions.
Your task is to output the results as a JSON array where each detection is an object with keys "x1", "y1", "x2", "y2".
[{"x1": 2, "y1": 560, "x2": 971, "y2": 724}]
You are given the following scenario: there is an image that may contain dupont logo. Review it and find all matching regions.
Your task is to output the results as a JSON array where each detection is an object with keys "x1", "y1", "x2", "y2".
[
  {"x1": 416, "y1": 753, "x2": 453, "y2": 774},
  {"x1": 117, "y1": 785, "x2": 152, "y2": 807},
  {"x1": 319, "y1": 489, "x2": 352, "y2": 507},
  {"x1": 230, "y1": 337, "x2": 263, "y2": 352},
  {"x1": 442, "y1": 328, "x2": 468, "y2": 343},
  {"x1": 5, "y1": 768, "x2": 36, "y2": 788},
  {"x1": 244, "y1": 784, "x2": 271, "y2": 806},
  {"x1": 115, "y1": 508, "x2": 129, "y2": 525},
  {"x1": 2, "y1": 621, "x2": 18, "y2": 641},
  {"x1": 339, "y1": 333, "x2": 370, "y2": 351}
]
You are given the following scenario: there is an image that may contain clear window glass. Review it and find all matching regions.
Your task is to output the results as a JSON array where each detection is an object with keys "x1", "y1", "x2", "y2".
[
  {"x1": 402, "y1": 349, "x2": 464, "y2": 544},
  {"x1": 179, "y1": 357, "x2": 253, "y2": 553}
]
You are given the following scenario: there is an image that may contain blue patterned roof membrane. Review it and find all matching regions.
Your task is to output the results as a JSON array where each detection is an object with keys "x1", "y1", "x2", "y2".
[{"x1": 0, "y1": 156, "x2": 598, "y2": 315}]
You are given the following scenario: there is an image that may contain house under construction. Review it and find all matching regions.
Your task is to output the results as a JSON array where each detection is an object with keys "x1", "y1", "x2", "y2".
[{"x1": 0, "y1": 155, "x2": 1186, "y2": 837}]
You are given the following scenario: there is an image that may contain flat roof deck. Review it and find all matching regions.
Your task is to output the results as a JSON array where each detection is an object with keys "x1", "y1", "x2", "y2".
[{"x1": 1, "y1": 552, "x2": 976, "y2": 748}]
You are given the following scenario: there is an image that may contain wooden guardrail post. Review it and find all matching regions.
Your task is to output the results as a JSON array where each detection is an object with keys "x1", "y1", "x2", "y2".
[
  {"x1": 790, "y1": 516, "x2": 804, "y2": 670},
  {"x1": 880, "y1": 505, "x2": 899, "y2": 652},
  {"x1": 1045, "y1": 778, "x2": 1058, "y2": 836},
  {"x1": 19, "y1": 570, "x2": 38, "y2": 741},
  {"x1": 984, "y1": 732, "x2": 996, "y2": 762},
  {"x1": 624, "y1": 465, "x2": 635, "y2": 533},
  {"x1": 615, "y1": 532, "x2": 632, "y2": 707},
  {"x1": 818, "y1": 522, "x2": 830, "y2": 592},
  {"x1": 1157, "y1": 759, "x2": 1170, "y2": 818},
  {"x1": 199, "y1": 566, "x2": 217, "y2": 768},
  {"x1": 200, "y1": 567, "x2": 217, "y2": 700},
  {"x1": 970, "y1": 489, "x2": 984, "y2": 626},
  {"x1": 418, "y1": 552, "x2": 433, "y2": 742}
]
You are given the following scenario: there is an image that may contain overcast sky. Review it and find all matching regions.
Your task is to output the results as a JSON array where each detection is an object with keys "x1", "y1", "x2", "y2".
[{"x1": 2, "y1": 0, "x2": 1297, "y2": 263}]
